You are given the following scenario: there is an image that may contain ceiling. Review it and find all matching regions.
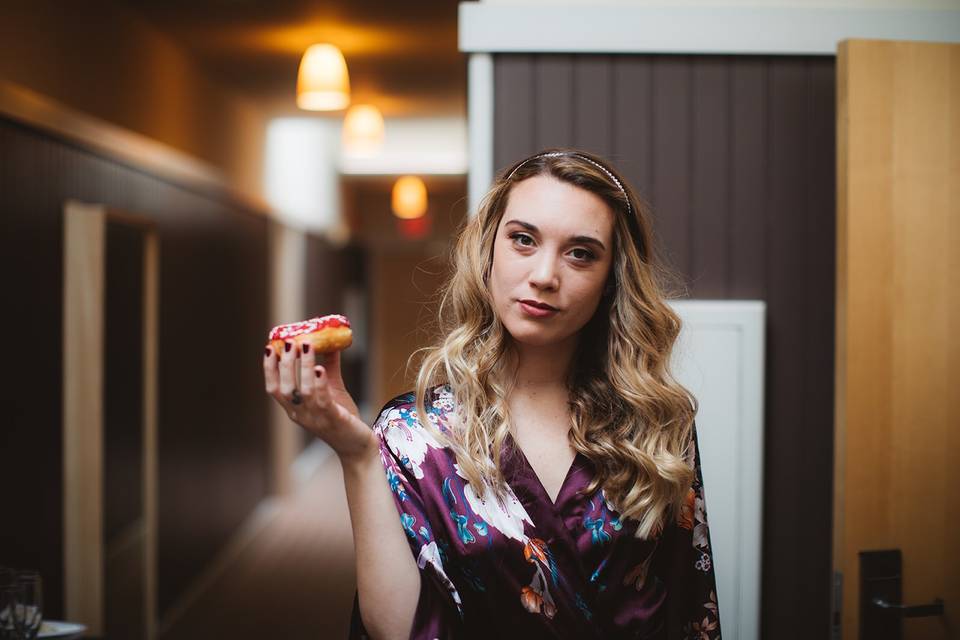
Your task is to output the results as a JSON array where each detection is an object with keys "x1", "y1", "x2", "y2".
[{"x1": 118, "y1": 0, "x2": 470, "y2": 118}]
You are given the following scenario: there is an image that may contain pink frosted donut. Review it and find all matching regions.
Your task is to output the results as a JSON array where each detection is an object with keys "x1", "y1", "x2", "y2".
[{"x1": 268, "y1": 314, "x2": 352, "y2": 355}]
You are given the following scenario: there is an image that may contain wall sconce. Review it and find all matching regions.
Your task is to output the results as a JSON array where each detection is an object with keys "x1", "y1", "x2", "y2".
[
  {"x1": 297, "y1": 44, "x2": 350, "y2": 111},
  {"x1": 342, "y1": 104, "x2": 384, "y2": 156},
  {"x1": 391, "y1": 176, "x2": 428, "y2": 220}
]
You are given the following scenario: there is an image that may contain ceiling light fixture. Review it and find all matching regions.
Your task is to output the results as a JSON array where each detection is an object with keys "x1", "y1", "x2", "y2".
[
  {"x1": 342, "y1": 104, "x2": 384, "y2": 156},
  {"x1": 391, "y1": 176, "x2": 428, "y2": 220},
  {"x1": 296, "y1": 43, "x2": 350, "y2": 111}
]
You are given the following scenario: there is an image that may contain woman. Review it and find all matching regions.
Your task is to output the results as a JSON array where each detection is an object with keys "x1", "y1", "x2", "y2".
[{"x1": 264, "y1": 149, "x2": 721, "y2": 639}]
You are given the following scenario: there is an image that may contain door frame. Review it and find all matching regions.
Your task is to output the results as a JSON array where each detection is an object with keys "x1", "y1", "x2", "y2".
[{"x1": 62, "y1": 200, "x2": 159, "y2": 639}]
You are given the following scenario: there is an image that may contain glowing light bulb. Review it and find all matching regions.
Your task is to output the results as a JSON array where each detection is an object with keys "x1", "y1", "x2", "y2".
[
  {"x1": 391, "y1": 176, "x2": 428, "y2": 220},
  {"x1": 296, "y1": 44, "x2": 350, "y2": 111},
  {"x1": 342, "y1": 104, "x2": 384, "y2": 156}
]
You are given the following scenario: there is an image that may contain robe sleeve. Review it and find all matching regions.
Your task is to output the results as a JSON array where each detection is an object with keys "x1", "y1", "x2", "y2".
[
  {"x1": 348, "y1": 396, "x2": 465, "y2": 640},
  {"x1": 655, "y1": 421, "x2": 722, "y2": 640}
]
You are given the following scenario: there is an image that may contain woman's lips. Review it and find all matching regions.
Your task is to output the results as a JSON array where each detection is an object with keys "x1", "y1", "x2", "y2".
[{"x1": 518, "y1": 300, "x2": 558, "y2": 318}]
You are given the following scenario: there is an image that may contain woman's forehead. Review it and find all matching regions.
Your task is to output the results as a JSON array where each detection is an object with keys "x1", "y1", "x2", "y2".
[{"x1": 500, "y1": 175, "x2": 614, "y2": 238}]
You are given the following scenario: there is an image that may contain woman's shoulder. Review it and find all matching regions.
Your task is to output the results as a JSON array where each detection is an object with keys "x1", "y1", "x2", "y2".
[
  {"x1": 373, "y1": 383, "x2": 455, "y2": 425},
  {"x1": 372, "y1": 383, "x2": 455, "y2": 479}
]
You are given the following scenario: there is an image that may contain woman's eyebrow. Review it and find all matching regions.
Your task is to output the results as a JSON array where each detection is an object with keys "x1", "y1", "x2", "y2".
[{"x1": 504, "y1": 219, "x2": 607, "y2": 252}]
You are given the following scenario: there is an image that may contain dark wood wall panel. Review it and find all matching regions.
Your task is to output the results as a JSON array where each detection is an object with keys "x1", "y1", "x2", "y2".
[
  {"x1": 652, "y1": 57, "x2": 694, "y2": 277},
  {"x1": 612, "y1": 58, "x2": 655, "y2": 206},
  {"x1": 691, "y1": 59, "x2": 730, "y2": 295},
  {"x1": 730, "y1": 60, "x2": 767, "y2": 300},
  {"x1": 105, "y1": 222, "x2": 146, "y2": 542},
  {"x1": 0, "y1": 117, "x2": 270, "y2": 620},
  {"x1": 494, "y1": 57, "x2": 536, "y2": 168},
  {"x1": 494, "y1": 53, "x2": 836, "y2": 640},
  {"x1": 535, "y1": 56, "x2": 573, "y2": 148},
  {"x1": 574, "y1": 56, "x2": 614, "y2": 155}
]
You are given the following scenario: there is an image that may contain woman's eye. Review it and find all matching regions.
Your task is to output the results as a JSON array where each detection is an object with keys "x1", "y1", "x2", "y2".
[
  {"x1": 510, "y1": 232, "x2": 534, "y2": 247},
  {"x1": 571, "y1": 248, "x2": 596, "y2": 262}
]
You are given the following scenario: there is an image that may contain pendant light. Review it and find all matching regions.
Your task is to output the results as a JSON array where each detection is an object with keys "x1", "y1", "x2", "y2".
[
  {"x1": 342, "y1": 104, "x2": 385, "y2": 156},
  {"x1": 296, "y1": 43, "x2": 350, "y2": 111},
  {"x1": 391, "y1": 176, "x2": 428, "y2": 220}
]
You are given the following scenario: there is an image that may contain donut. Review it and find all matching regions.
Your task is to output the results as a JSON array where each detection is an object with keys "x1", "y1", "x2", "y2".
[{"x1": 267, "y1": 314, "x2": 353, "y2": 356}]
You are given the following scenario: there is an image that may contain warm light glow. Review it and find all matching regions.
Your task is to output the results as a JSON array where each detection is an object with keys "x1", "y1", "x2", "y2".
[
  {"x1": 297, "y1": 43, "x2": 350, "y2": 111},
  {"x1": 391, "y1": 176, "x2": 428, "y2": 220},
  {"x1": 397, "y1": 215, "x2": 431, "y2": 240},
  {"x1": 342, "y1": 104, "x2": 384, "y2": 156}
]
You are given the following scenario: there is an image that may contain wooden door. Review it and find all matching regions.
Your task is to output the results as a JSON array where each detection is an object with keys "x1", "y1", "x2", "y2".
[{"x1": 834, "y1": 40, "x2": 959, "y2": 639}]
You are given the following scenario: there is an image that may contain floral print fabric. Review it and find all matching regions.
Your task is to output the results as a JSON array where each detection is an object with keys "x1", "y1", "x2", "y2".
[{"x1": 348, "y1": 385, "x2": 721, "y2": 639}]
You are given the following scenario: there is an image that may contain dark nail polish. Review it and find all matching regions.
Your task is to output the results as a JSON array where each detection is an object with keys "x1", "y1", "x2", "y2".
[
  {"x1": 284, "y1": 342, "x2": 292, "y2": 353},
  {"x1": 315, "y1": 368, "x2": 322, "y2": 378},
  {"x1": 302, "y1": 343, "x2": 310, "y2": 354},
  {"x1": 264, "y1": 347, "x2": 271, "y2": 357}
]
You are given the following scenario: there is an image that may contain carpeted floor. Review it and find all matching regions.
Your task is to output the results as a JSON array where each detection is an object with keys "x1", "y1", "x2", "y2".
[{"x1": 159, "y1": 458, "x2": 357, "y2": 640}]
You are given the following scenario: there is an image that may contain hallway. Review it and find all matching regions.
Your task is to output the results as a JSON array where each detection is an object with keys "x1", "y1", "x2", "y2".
[{"x1": 159, "y1": 454, "x2": 357, "y2": 640}]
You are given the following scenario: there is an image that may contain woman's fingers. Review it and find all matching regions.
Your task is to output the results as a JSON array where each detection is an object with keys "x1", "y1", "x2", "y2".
[
  {"x1": 263, "y1": 345, "x2": 280, "y2": 397},
  {"x1": 312, "y1": 365, "x2": 332, "y2": 412},
  {"x1": 299, "y1": 342, "x2": 316, "y2": 401},
  {"x1": 278, "y1": 339, "x2": 298, "y2": 399}
]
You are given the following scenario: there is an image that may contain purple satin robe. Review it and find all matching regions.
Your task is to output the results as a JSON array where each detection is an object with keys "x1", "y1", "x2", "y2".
[{"x1": 349, "y1": 384, "x2": 721, "y2": 640}]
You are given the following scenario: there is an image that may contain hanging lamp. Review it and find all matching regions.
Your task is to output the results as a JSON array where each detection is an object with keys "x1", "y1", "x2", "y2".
[
  {"x1": 296, "y1": 43, "x2": 350, "y2": 111},
  {"x1": 342, "y1": 104, "x2": 384, "y2": 156},
  {"x1": 391, "y1": 176, "x2": 428, "y2": 220}
]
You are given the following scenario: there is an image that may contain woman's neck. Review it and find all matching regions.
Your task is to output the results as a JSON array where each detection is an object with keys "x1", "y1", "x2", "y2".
[{"x1": 511, "y1": 336, "x2": 578, "y2": 392}]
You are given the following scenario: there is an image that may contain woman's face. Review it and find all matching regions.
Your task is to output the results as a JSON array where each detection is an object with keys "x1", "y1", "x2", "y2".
[{"x1": 489, "y1": 174, "x2": 615, "y2": 350}]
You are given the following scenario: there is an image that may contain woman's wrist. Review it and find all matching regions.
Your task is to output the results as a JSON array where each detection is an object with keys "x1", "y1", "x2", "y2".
[{"x1": 339, "y1": 437, "x2": 380, "y2": 477}]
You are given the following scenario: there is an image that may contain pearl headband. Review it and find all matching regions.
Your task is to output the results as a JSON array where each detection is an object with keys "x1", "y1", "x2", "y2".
[{"x1": 505, "y1": 151, "x2": 633, "y2": 217}]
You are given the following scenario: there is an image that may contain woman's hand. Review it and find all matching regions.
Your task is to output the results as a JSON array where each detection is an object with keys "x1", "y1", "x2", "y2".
[{"x1": 263, "y1": 340, "x2": 377, "y2": 464}]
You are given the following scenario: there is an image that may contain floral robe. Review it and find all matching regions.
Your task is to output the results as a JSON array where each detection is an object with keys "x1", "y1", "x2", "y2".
[{"x1": 349, "y1": 384, "x2": 721, "y2": 640}]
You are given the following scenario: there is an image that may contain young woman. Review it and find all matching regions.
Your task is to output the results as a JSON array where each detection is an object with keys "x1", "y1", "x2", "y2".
[{"x1": 264, "y1": 149, "x2": 721, "y2": 639}]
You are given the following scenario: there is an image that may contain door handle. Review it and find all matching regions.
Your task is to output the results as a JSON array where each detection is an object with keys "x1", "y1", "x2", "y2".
[
  {"x1": 859, "y1": 549, "x2": 945, "y2": 640},
  {"x1": 871, "y1": 596, "x2": 945, "y2": 618}
]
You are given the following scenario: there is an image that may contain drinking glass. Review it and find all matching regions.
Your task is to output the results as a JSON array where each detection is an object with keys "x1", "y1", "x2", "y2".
[
  {"x1": 0, "y1": 583, "x2": 22, "y2": 640},
  {"x1": 11, "y1": 572, "x2": 42, "y2": 640}
]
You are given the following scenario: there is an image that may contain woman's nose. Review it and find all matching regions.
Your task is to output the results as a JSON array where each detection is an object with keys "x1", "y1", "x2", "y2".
[{"x1": 528, "y1": 254, "x2": 560, "y2": 290}]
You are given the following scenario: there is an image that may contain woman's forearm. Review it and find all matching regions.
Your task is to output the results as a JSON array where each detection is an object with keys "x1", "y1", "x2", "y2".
[{"x1": 342, "y1": 449, "x2": 420, "y2": 640}]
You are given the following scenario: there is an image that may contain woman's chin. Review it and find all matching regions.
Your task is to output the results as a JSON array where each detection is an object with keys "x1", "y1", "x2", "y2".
[{"x1": 504, "y1": 327, "x2": 571, "y2": 350}]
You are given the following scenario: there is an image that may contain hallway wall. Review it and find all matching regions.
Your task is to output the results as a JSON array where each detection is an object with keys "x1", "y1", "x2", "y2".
[
  {"x1": 0, "y1": 115, "x2": 270, "y2": 620},
  {"x1": 0, "y1": 0, "x2": 267, "y2": 199}
]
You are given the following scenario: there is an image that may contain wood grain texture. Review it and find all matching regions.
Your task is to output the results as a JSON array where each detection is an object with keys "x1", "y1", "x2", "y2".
[
  {"x1": 835, "y1": 39, "x2": 960, "y2": 639},
  {"x1": 63, "y1": 202, "x2": 106, "y2": 636}
]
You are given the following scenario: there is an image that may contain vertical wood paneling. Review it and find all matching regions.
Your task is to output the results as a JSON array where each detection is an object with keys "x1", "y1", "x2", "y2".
[
  {"x1": 573, "y1": 56, "x2": 614, "y2": 156},
  {"x1": 803, "y1": 58, "x2": 837, "y2": 633},
  {"x1": 613, "y1": 57, "x2": 655, "y2": 203},
  {"x1": 691, "y1": 58, "x2": 731, "y2": 297},
  {"x1": 652, "y1": 57, "x2": 694, "y2": 280},
  {"x1": 534, "y1": 55, "x2": 574, "y2": 149},
  {"x1": 495, "y1": 53, "x2": 836, "y2": 640},
  {"x1": 731, "y1": 60, "x2": 768, "y2": 300},
  {"x1": 494, "y1": 55, "x2": 536, "y2": 172},
  {"x1": 763, "y1": 56, "x2": 827, "y2": 639}
]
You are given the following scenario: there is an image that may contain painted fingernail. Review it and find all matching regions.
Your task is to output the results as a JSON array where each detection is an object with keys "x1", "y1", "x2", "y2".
[
  {"x1": 315, "y1": 368, "x2": 322, "y2": 378},
  {"x1": 284, "y1": 341, "x2": 292, "y2": 353},
  {"x1": 264, "y1": 347, "x2": 271, "y2": 357},
  {"x1": 302, "y1": 343, "x2": 310, "y2": 354}
]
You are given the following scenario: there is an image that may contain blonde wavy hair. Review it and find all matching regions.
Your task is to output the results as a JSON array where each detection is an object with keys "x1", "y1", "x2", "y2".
[{"x1": 409, "y1": 148, "x2": 698, "y2": 539}]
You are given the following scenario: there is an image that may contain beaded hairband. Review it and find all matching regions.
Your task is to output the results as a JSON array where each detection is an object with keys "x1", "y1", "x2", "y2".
[{"x1": 505, "y1": 151, "x2": 633, "y2": 217}]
